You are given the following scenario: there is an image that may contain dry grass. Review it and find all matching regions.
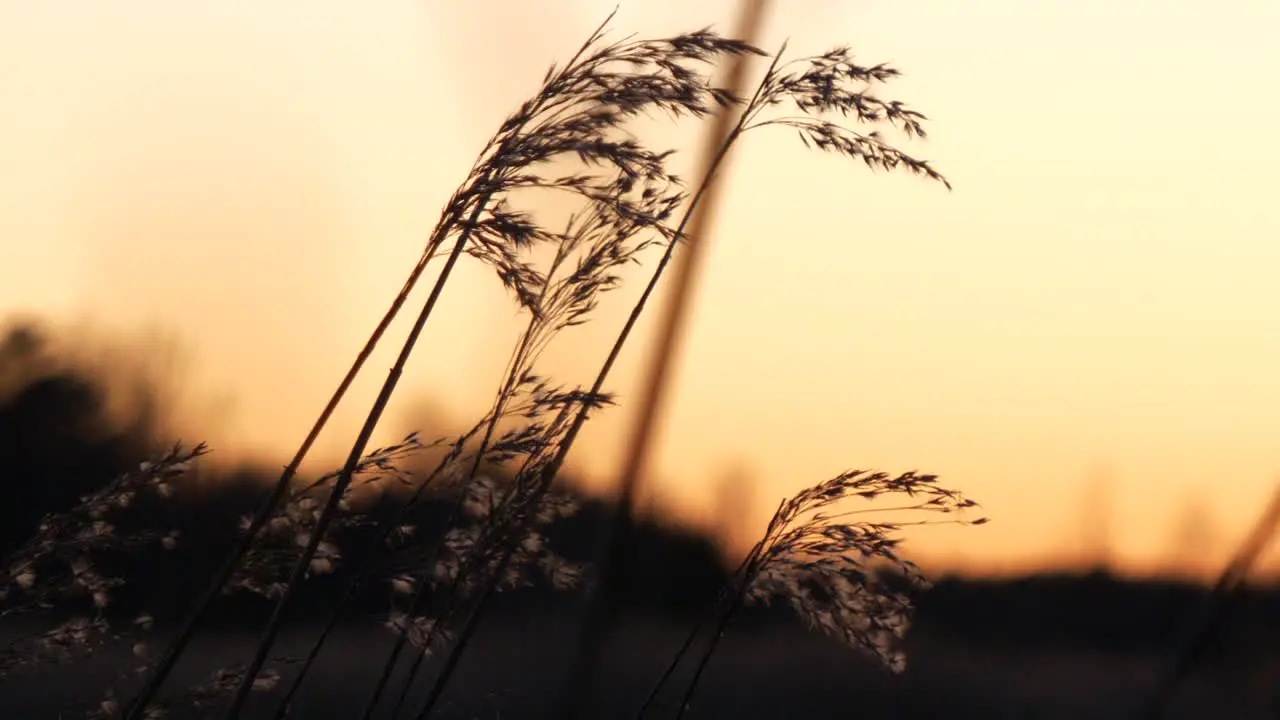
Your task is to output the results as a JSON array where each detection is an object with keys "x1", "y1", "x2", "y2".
[{"x1": 0, "y1": 10, "x2": 982, "y2": 720}]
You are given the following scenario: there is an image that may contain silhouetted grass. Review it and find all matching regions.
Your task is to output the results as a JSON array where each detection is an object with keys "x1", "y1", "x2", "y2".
[{"x1": 0, "y1": 10, "x2": 991, "y2": 719}]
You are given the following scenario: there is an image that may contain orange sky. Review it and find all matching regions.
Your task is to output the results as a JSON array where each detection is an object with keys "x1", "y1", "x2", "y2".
[{"x1": 2, "y1": 0, "x2": 1279, "y2": 579}]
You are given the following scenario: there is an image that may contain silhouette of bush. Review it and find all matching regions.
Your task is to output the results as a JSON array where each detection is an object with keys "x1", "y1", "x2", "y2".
[{"x1": 0, "y1": 322, "x2": 152, "y2": 555}]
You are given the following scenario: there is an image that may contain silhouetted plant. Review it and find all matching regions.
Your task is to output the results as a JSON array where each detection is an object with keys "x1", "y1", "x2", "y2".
[
  {"x1": 0, "y1": 441, "x2": 201, "y2": 701},
  {"x1": 225, "y1": 432, "x2": 427, "y2": 601},
  {"x1": 0, "y1": 11, "x2": 986, "y2": 720},
  {"x1": 411, "y1": 24, "x2": 962, "y2": 720},
  {"x1": 637, "y1": 470, "x2": 984, "y2": 718},
  {"x1": 195, "y1": 10, "x2": 766, "y2": 719}
]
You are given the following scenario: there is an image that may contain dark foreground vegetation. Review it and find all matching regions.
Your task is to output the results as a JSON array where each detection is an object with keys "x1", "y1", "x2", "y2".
[{"x1": 2, "y1": 320, "x2": 1279, "y2": 718}]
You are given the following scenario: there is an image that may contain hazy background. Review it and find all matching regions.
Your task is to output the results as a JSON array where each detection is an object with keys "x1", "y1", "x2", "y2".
[{"x1": 2, "y1": 0, "x2": 1278, "y2": 578}]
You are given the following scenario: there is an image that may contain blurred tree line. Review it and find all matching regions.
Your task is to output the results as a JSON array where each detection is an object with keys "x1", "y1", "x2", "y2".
[
  {"x1": 2, "y1": 317, "x2": 1279, "y2": 662},
  {"x1": 0, "y1": 318, "x2": 729, "y2": 623}
]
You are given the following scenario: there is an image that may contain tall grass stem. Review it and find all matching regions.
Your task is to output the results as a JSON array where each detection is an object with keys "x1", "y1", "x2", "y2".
[{"x1": 562, "y1": 1, "x2": 770, "y2": 715}]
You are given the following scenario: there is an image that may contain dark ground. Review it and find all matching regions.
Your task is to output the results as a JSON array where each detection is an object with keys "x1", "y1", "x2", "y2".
[{"x1": 4, "y1": 602, "x2": 1279, "y2": 719}]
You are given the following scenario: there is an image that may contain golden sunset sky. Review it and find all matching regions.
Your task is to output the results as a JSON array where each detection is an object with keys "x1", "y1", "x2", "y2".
[{"x1": 2, "y1": 1, "x2": 1278, "y2": 578}]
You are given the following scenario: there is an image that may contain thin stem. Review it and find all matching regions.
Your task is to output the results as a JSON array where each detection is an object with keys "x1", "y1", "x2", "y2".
[
  {"x1": 357, "y1": 612, "x2": 412, "y2": 720},
  {"x1": 381, "y1": 311, "x2": 549, "y2": 719},
  {"x1": 358, "y1": 25, "x2": 635, "y2": 703},
  {"x1": 403, "y1": 395, "x2": 583, "y2": 720},
  {"x1": 270, "y1": 420, "x2": 486, "y2": 719},
  {"x1": 632, "y1": 551, "x2": 755, "y2": 719},
  {"x1": 221, "y1": 193, "x2": 491, "y2": 719},
  {"x1": 562, "y1": 3, "x2": 774, "y2": 716},
  {"x1": 376, "y1": 232, "x2": 590, "y2": 717},
  {"x1": 1135, "y1": 482, "x2": 1280, "y2": 719},
  {"x1": 359, "y1": 210, "x2": 567, "y2": 720},
  {"x1": 673, "y1": 573, "x2": 752, "y2": 720},
  {"x1": 387, "y1": 218, "x2": 609, "y2": 715},
  {"x1": 123, "y1": 239, "x2": 448, "y2": 720},
  {"x1": 355, "y1": 131, "x2": 574, "y2": 720},
  {"x1": 407, "y1": 535, "x2": 517, "y2": 720}
]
